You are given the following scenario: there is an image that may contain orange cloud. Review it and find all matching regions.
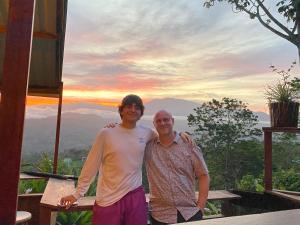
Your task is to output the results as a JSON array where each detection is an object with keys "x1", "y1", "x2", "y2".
[
  {"x1": 26, "y1": 96, "x2": 59, "y2": 106},
  {"x1": 64, "y1": 74, "x2": 162, "y2": 92},
  {"x1": 26, "y1": 96, "x2": 119, "y2": 107}
]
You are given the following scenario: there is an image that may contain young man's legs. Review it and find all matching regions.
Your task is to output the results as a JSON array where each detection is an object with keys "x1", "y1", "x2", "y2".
[
  {"x1": 92, "y1": 186, "x2": 147, "y2": 225},
  {"x1": 92, "y1": 201, "x2": 121, "y2": 225},
  {"x1": 123, "y1": 186, "x2": 148, "y2": 225}
]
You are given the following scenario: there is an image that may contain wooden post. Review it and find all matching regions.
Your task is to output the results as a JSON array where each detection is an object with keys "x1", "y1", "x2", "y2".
[
  {"x1": 264, "y1": 131, "x2": 273, "y2": 191},
  {"x1": 53, "y1": 82, "x2": 63, "y2": 174},
  {"x1": 0, "y1": 0, "x2": 35, "y2": 224}
]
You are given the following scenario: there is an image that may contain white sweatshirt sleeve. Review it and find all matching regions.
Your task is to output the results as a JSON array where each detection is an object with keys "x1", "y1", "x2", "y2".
[{"x1": 73, "y1": 130, "x2": 105, "y2": 199}]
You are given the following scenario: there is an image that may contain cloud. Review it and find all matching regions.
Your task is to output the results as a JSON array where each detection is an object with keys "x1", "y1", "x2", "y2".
[{"x1": 59, "y1": 0, "x2": 298, "y2": 111}]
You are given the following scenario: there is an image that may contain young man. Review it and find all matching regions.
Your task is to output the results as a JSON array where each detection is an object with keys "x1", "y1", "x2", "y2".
[
  {"x1": 145, "y1": 110, "x2": 210, "y2": 225},
  {"x1": 60, "y1": 94, "x2": 155, "y2": 225}
]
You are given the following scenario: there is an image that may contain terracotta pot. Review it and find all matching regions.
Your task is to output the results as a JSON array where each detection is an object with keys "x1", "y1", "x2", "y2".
[{"x1": 269, "y1": 102, "x2": 299, "y2": 127}]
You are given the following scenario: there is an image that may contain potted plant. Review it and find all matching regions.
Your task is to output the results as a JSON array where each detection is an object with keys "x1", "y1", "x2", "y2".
[{"x1": 265, "y1": 61, "x2": 300, "y2": 127}]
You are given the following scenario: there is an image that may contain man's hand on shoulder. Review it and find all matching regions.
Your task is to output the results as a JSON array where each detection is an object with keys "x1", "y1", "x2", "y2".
[
  {"x1": 104, "y1": 122, "x2": 119, "y2": 128},
  {"x1": 179, "y1": 132, "x2": 195, "y2": 145}
]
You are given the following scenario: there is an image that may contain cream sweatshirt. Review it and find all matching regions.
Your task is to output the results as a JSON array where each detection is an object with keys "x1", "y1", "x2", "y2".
[{"x1": 73, "y1": 124, "x2": 155, "y2": 206}]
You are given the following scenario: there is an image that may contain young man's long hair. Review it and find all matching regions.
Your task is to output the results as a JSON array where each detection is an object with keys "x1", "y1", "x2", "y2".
[{"x1": 118, "y1": 94, "x2": 145, "y2": 118}]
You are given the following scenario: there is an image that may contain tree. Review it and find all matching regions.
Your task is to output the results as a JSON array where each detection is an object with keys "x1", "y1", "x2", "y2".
[
  {"x1": 187, "y1": 97, "x2": 262, "y2": 188},
  {"x1": 272, "y1": 133, "x2": 300, "y2": 171},
  {"x1": 203, "y1": 0, "x2": 300, "y2": 60}
]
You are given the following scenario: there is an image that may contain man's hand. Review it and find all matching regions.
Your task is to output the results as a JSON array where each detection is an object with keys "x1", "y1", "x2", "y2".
[
  {"x1": 59, "y1": 195, "x2": 77, "y2": 209},
  {"x1": 179, "y1": 132, "x2": 195, "y2": 145},
  {"x1": 197, "y1": 205, "x2": 205, "y2": 215},
  {"x1": 104, "y1": 123, "x2": 118, "y2": 128}
]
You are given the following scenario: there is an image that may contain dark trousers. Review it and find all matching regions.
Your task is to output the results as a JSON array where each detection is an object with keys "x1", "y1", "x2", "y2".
[{"x1": 150, "y1": 210, "x2": 203, "y2": 225}]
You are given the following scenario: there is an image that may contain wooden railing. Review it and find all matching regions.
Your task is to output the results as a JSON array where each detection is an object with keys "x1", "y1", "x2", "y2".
[{"x1": 38, "y1": 178, "x2": 241, "y2": 225}]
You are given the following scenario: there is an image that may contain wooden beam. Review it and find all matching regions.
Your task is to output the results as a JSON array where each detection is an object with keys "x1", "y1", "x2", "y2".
[
  {"x1": 0, "y1": 25, "x2": 58, "y2": 39},
  {"x1": 0, "y1": 0, "x2": 35, "y2": 224},
  {"x1": 32, "y1": 31, "x2": 58, "y2": 39},
  {"x1": 53, "y1": 82, "x2": 63, "y2": 174},
  {"x1": 0, "y1": 25, "x2": 5, "y2": 33},
  {"x1": 262, "y1": 127, "x2": 300, "y2": 133},
  {"x1": 264, "y1": 131, "x2": 273, "y2": 191}
]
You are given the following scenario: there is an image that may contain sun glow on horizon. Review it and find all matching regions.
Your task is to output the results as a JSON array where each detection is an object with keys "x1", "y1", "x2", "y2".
[{"x1": 26, "y1": 96, "x2": 119, "y2": 107}]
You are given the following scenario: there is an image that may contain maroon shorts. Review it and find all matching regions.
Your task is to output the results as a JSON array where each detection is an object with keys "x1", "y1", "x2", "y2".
[{"x1": 92, "y1": 186, "x2": 148, "y2": 225}]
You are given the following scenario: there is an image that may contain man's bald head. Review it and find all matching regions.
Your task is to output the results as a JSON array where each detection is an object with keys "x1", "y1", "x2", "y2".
[
  {"x1": 153, "y1": 110, "x2": 173, "y2": 121},
  {"x1": 153, "y1": 110, "x2": 174, "y2": 136}
]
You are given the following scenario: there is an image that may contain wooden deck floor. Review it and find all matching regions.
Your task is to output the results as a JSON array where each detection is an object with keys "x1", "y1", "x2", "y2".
[{"x1": 173, "y1": 209, "x2": 300, "y2": 225}]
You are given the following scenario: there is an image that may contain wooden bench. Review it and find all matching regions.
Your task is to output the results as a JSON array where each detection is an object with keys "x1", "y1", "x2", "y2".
[
  {"x1": 39, "y1": 178, "x2": 241, "y2": 225},
  {"x1": 172, "y1": 208, "x2": 300, "y2": 225}
]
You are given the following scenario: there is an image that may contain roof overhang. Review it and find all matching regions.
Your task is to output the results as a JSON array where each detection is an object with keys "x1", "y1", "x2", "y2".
[{"x1": 0, "y1": 0, "x2": 68, "y2": 98}]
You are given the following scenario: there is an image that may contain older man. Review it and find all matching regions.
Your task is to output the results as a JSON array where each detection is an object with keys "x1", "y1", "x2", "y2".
[{"x1": 145, "y1": 110, "x2": 210, "y2": 225}]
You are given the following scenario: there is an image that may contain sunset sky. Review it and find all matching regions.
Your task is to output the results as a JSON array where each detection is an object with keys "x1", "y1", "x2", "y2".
[{"x1": 34, "y1": 0, "x2": 299, "y2": 112}]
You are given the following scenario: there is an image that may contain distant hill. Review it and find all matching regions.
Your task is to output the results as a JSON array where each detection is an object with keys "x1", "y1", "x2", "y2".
[
  {"x1": 255, "y1": 111, "x2": 270, "y2": 122},
  {"x1": 22, "y1": 98, "x2": 269, "y2": 156},
  {"x1": 22, "y1": 113, "x2": 110, "y2": 155},
  {"x1": 22, "y1": 112, "x2": 192, "y2": 155},
  {"x1": 144, "y1": 98, "x2": 200, "y2": 116}
]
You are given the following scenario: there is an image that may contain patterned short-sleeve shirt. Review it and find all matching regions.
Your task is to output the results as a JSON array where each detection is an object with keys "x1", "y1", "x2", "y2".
[{"x1": 145, "y1": 132, "x2": 209, "y2": 224}]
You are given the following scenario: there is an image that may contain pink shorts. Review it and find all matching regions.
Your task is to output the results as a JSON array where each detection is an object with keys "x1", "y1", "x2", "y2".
[{"x1": 92, "y1": 186, "x2": 148, "y2": 225}]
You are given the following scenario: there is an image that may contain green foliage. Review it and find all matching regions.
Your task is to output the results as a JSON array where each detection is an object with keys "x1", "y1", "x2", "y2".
[
  {"x1": 237, "y1": 137, "x2": 300, "y2": 193},
  {"x1": 238, "y1": 168, "x2": 300, "y2": 192},
  {"x1": 20, "y1": 151, "x2": 95, "y2": 224},
  {"x1": 291, "y1": 77, "x2": 300, "y2": 91},
  {"x1": 56, "y1": 211, "x2": 92, "y2": 225},
  {"x1": 237, "y1": 174, "x2": 264, "y2": 192},
  {"x1": 272, "y1": 133, "x2": 300, "y2": 171},
  {"x1": 19, "y1": 152, "x2": 84, "y2": 195},
  {"x1": 265, "y1": 62, "x2": 299, "y2": 103},
  {"x1": 18, "y1": 179, "x2": 47, "y2": 194},
  {"x1": 188, "y1": 98, "x2": 262, "y2": 147},
  {"x1": 19, "y1": 153, "x2": 55, "y2": 194},
  {"x1": 206, "y1": 140, "x2": 263, "y2": 189},
  {"x1": 276, "y1": 0, "x2": 299, "y2": 23},
  {"x1": 34, "y1": 152, "x2": 54, "y2": 173},
  {"x1": 273, "y1": 169, "x2": 300, "y2": 191},
  {"x1": 205, "y1": 201, "x2": 221, "y2": 215},
  {"x1": 188, "y1": 98, "x2": 262, "y2": 188}
]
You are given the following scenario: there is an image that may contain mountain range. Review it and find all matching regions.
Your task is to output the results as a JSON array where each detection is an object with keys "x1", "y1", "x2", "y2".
[{"x1": 22, "y1": 98, "x2": 270, "y2": 156}]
